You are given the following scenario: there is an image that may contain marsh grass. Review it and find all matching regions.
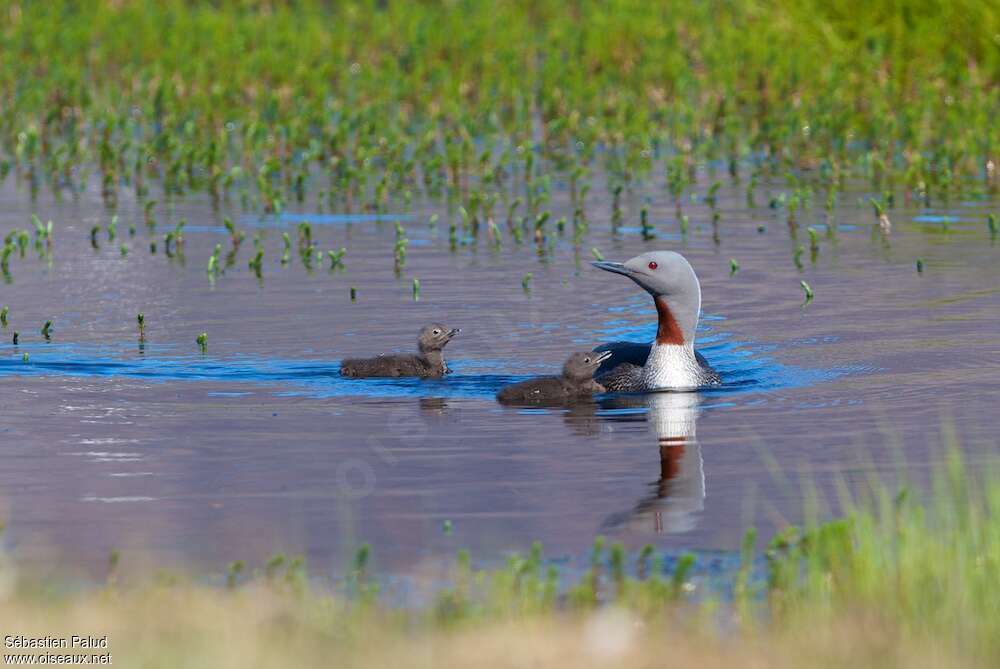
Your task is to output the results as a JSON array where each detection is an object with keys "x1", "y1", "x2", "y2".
[
  {"x1": 3, "y1": 1, "x2": 993, "y2": 249},
  {"x1": 0, "y1": 451, "x2": 995, "y2": 668}
]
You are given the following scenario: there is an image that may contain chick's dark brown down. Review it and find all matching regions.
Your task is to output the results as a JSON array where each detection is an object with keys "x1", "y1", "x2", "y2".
[
  {"x1": 341, "y1": 323, "x2": 459, "y2": 379},
  {"x1": 497, "y1": 351, "x2": 609, "y2": 404}
]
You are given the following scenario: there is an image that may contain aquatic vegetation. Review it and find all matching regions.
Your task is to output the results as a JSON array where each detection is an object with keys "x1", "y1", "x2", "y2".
[
  {"x1": 412, "y1": 278, "x2": 421, "y2": 301},
  {"x1": 143, "y1": 201, "x2": 157, "y2": 229},
  {"x1": 196, "y1": 332, "x2": 208, "y2": 353},
  {"x1": 248, "y1": 248, "x2": 264, "y2": 278},
  {"x1": 916, "y1": 258, "x2": 925, "y2": 273},
  {"x1": 705, "y1": 182, "x2": 722, "y2": 208},
  {"x1": 327, "y1": 248, "x2": 346, "y2": 270},
  {"x1": 800, "y1": 280, "x2": 814, "y2": 306},
  {"x1": 41, "y1": 320, "x2": 52, "y2": 341},
  {"x1": 207, "y1": 244, "x2": 221, "y2": 276},
  {"x1": 522, "y1": 272, "x2": 533, "y2": 293},
  {"x1": 730, "y1": 258, "x2": 740, "y2": 276},
  {"x1": 487, "y1": 219, "x2": 502, "y2": 249},
  {"x1": 13, "y1": 230, "x2": 29, "y2": 257},
  {"x1": 989, "y1": 214, "x2": 998, "y2": 238},
  {"x1": 297, "y1": 223, "x2": 313, "y2": 252},
  {"x1": 1, "y1": 243, "x2": 14, "y2": 281},
  {"x1": 746, "y1": 172, "x2": 759, "y2": 207},
  {"x1": 870, "y1": 198, "x2": 892, "y2": 233},
  {"x1": 173, "y1": 220, "x2": 186, "y2": 250},
  {"x1": 640, "y1": 207, "x2": 655, "y2": 241},
  {"x1": 533, "y1": 212, "x2": 550, "y2": 244},
  {"x1": 137, "y1": 313, "x2": 145, "y2": 342},
  {"x1": 793, "y1": 245, "x2": 806, "y2": 270},
  {"x1": 0, "y1": 305, "x2": 7, "y2": 328},
  {"x1": 31, "y1": 215, "x2": 52, "y2": 248},
  {"x1": 806, "y1": 227, "x2": 819, "y2": 253},
  {"x1": 224, "y1": 218, "x2": 244, "y2": 248},
  {"x1": 350, "y1": 287, "x2": 357, "y2": 302}
]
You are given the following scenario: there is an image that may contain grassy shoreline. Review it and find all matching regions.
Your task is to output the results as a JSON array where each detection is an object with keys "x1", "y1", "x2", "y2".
[{"x1": 2, "y1": 451, "x2": 996, "y2": 668}]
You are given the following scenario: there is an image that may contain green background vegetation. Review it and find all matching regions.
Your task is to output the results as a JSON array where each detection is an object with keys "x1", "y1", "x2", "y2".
[{"x1": 1, "y1": 0, "x2": 998, "y2": 209}]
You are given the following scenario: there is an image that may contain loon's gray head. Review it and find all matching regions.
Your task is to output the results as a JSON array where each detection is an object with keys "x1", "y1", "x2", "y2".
[
  {"x1": 592, "y1": 251, "x2": 702, "y2": 346},
  {"x1": 418, "y1": 323, "x2": 460, "y2": 353},
  {"x1": 562, "y1": 350, "x2": 612, "y2": 382}
]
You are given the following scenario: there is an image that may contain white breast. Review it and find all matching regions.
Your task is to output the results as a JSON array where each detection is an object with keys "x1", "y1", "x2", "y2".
[{"x1": 640, "y1": 344, "x2": 705, "y2": 390}]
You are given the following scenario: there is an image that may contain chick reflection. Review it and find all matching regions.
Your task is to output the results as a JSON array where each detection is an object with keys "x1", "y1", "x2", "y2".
[
  {"x1": 600, "y1": 392, "x2": 705, "y2": 534},
  {"x1": 497, "y1": 396, "x2": 604, "y2": 437},
  {"x1": 419, "y1": 397, "x2": 450, "y2": 416}
]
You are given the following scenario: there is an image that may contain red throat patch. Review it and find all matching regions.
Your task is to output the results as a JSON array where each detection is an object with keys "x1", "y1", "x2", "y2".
[{"x1": 654, "y1": 297, "x2": 685, "y2": 345}]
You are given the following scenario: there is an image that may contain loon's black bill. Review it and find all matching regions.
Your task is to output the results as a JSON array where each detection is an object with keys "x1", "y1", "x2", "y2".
[
  {"x1": 591, "y1": 261, "x2": 631, "y2": 276},
  {"x1": 446, "y1": 328, "x2": 461, "y2": 339}
]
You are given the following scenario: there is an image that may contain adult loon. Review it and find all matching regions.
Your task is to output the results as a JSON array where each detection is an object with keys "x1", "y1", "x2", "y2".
[
  {"x1": 340, "y1": 323, "x2": 459, "y2": 378},
  {"x1": 497, "y1": 350, "x2": 610, "y2": 404},
  {"x1": 592, "y1": 251, "x2": 721, "y2": 391}
]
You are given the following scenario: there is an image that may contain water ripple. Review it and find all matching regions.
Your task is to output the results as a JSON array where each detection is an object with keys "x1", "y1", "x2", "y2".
[{"x1": 0, "y1": 332, "x2": 860, "y2": 400}]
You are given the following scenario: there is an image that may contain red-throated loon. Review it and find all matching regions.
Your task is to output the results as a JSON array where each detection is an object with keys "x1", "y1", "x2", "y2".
[
  {"x1": 592, "y1": 251, "x2": 721, "y2": 391},
  {"x1": 340, "y1": 323, "x2": 459, "y2": 378},
  {"x1": 496, "y1": 350, "x2": 610, "y2": 404}
]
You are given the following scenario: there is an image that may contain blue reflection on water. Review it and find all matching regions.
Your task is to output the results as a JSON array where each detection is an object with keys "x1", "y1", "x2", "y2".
[{"x1": 0, "y1": 313, "x2": 859, "y2": 401}]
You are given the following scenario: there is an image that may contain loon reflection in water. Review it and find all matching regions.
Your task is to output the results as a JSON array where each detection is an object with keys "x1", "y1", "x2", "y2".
[{"x1": 598, "y1": 392, "x2": 705, "y2": 534}]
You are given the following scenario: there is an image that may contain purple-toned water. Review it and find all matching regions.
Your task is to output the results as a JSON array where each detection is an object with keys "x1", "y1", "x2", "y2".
[{"x1": 1, "y1": 172, "x2": 997, "y2": 579}]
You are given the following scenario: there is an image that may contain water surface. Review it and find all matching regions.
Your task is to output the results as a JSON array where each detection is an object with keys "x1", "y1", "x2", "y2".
[{"x1": 1, "y1": 174, "x2": 998, "y2": 578}]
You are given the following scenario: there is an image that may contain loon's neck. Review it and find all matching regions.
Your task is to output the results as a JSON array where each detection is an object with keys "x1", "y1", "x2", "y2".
[
  {"x1": 637, "y1": 296, "x2": 711, "y2": 390},
  {"x1": 654, "y1": 296, "x2": 689, "y2": 346},
  {"x1": 421, "y1": 349, "x2": 447, "y2": 372}
]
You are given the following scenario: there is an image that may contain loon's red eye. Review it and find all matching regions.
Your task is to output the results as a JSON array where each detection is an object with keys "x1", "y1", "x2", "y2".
[{"x1": 648, "y1": 261, "x2": 658, "y2": 270}]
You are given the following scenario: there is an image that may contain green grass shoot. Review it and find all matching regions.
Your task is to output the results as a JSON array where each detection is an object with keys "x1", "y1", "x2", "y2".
[{"x1": 800, "y1": 280, "x2": 814, "y2": 306}]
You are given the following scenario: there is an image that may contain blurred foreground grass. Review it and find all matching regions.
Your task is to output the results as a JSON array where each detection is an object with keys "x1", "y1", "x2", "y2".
[{"x1": 1, "y1": 450, "x2": 996, "y2": 668}]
